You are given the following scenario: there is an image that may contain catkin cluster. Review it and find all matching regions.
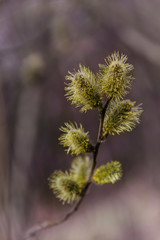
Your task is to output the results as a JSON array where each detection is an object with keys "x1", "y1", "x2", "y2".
[{"x1": 49, "y1": 52, "x2": 143, "y2": 204}]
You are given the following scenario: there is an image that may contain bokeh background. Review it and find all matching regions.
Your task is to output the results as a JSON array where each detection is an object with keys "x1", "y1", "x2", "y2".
[{"x1": 0, "y1": 0, "x2": 160, "y2": 240}]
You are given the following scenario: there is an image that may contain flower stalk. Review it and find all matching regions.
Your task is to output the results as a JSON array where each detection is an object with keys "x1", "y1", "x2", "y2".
[{"x1": 22, "y1": 52, "x2": 143, "y2": 240}]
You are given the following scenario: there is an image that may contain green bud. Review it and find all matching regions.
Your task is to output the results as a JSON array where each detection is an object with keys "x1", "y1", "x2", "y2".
[
  {"x1": 65, "y1": 65, "x2": 103, "y2": 112},
  {"x1": 93, "y1": 161, "x2": 122, "y2": 184},
  {"x1": 59, "y1": 122, "x2": 93, "y2": 155},
  {"x1": 99, "y1": 52, "x2": 134, "y2": 101},
  {"x1": 70, "y1": 155, "x2": 92, "y2": 187},
  {"x1": 103, "y1": 99, "x2": 143, "y2": 136},
  {"x1": 49, "y1": 171, "x2": 81, "y2": 204}
]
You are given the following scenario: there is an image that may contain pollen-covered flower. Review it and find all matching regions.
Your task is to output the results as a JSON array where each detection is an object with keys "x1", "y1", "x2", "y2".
[
  {"x1": 65, "y1": 65, "x2": 103, "y2": 112},
  {"x1": 93, "y1": 161, "x2": 122, "y2": 184},
  {"x1": 49, "y1": 171, "x2": 81, "y2": 204},
  {"x1": 99, "y1": 52, "x2": 134, "y2": 101},
  {"x1": 59, "y1": 122, "x2": 93, "y2": 155},
  {"x1": 70, "y1": 155, "x2": 92, "y2": 187},
  {"x1": 103, "y1": 99, "x2": 143, "y2": 136}
]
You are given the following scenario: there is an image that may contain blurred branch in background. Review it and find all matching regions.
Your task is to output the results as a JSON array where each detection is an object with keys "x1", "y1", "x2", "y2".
[
  {"x1": 118, "y1": 28, "x2": 160, "y2": 66},
  {"x1": 11, "y1": 53, "x2": 45, "y2": 239},
  {"x1": 0, "y1": 81, "x2": 10, "y2": 240}
]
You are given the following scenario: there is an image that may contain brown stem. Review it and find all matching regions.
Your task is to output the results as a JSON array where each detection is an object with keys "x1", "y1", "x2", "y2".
[{"x1": 22, "y1": 98, "x2": 111, "y2": 240}]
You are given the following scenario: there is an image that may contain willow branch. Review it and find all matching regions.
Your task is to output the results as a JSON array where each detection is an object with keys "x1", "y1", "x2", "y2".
[{"x1": 22, "y1": 98, "x2": 111, "y2": 240}]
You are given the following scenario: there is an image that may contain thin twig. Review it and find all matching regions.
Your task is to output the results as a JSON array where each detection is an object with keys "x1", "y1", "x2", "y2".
[{"x1": 22, "y1": 98, "x2": 111, "y2": 240}]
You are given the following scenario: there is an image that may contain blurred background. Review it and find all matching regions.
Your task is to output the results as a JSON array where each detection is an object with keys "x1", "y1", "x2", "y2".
[{"x1": 0, "y1": 0, "x2": 160, "y2": 239}]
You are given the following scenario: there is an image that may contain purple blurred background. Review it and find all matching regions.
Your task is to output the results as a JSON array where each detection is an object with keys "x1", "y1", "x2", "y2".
[{"x1": 0, "y1": 0, "x2": 160, "y2": 239}]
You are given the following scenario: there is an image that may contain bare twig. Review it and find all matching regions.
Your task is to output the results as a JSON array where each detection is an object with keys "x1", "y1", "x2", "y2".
[{"x1": 22, "y1": 98, "x2": 111, "y2": 240}]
